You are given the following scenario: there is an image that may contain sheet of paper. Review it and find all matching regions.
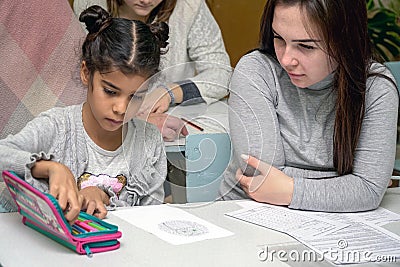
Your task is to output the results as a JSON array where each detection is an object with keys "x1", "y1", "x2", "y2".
[
  {"x1": 164, "y1": 135, "x2": 186, "y2": 147},
  {"x1": 298, "y1": 207, "x2": 400, "y2": 227},
  {"x1": 235, "y1": 200, "x2": 267, "y2": 209},
  {"x1": 112, "y1": 204, "x2": 233, "y2": 245},
  {"x1": 346, "y1": 207, "x2": 400, "y2": 226},
  {"x1": 225, "y1": 204, "x2": 349, "y2": 239},
  {"x1": 233, "y1": 200, "x2": 400, "y2": 227},
  {"x1": 226, "y1": 203, "x2": 400, "y2": 265},
  {"x1": 164, "y1": 116, "x2": 228, "y2": 147},
  {"x1": 305, "y1": 222, "x2": 400, "y2": 264},
  {"x1": 164, "y1": 101, "x2": 228, "y2": 147},
  {"x1": 164, "y1": 119, "x2": 204, "y2": 147},
  {"x1": 190, "y1": 115, "x2": 229, "y2": 133}
]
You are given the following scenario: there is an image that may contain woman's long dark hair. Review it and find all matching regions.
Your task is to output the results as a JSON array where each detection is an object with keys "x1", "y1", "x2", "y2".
[
  {"x1": 107, "y1": 0, "x2": 177, "y2": 23},
  {"x1": 259, "y1": 0, "x2": 377, "y2": 175}
]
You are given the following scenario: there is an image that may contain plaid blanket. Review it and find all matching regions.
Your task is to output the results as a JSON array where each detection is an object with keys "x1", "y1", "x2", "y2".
[
  {"x1": 0, "y1": 0, "x2": 86, "y2": 139},
  {"x1": 0, "y1": 0, "x2": 87, "y2": 211}
]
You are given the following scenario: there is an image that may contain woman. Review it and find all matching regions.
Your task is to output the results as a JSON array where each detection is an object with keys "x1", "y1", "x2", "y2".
[{"x1": 219, "y1": 0, "x2": 398, "y2": 212}]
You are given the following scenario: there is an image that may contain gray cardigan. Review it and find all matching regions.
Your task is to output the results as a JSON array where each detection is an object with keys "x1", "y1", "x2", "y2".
[
  {"x1": 0, "y1": 104, "x2": 167, "y2": 206},
  {"x1": 220, "y1": 51, "x2": 398, "y2": 212}
]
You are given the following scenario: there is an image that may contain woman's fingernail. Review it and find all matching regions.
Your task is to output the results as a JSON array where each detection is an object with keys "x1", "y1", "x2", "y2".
[{"x1": 240, "y1": 154, "x2": 249, "y2": 160}]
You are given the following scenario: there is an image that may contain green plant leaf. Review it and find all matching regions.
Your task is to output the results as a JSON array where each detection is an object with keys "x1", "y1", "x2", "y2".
[
  {"x1": 367, "y1": 0, "x2": 375, "y2": 10},
  {"x1": 367, "y1": 0, "x2": 400, "y2": 61}
]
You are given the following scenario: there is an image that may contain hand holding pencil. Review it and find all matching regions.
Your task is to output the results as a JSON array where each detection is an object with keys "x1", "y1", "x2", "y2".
[{"x1": 181, "y1": 118, "x2": 204, "y2": 131}]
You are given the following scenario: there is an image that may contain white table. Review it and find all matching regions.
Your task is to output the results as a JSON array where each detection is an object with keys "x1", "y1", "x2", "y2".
[{"x1": 1, "y1": 188, "x2": 399, "y2": 267}]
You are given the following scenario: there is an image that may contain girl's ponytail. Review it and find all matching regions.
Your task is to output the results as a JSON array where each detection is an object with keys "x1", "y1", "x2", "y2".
[
  {"x1": 79, "y1": 5, "x2": 112, "y2": 35},
  {"x1": 149, "y1": 22, "x2": 169, "y2": 52}
]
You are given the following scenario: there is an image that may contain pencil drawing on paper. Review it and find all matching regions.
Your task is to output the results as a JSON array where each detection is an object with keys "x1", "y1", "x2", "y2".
[{"x1": 158, "y1": 220, "x2": 209, "y2": 236}]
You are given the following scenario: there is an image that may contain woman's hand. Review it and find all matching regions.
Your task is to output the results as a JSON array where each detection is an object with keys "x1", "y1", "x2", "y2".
[
  {"x1": 145, "y1": 113, "x2": 188, "y2": 141},
  {"x1": 138, "y1": 87, "x2": 172, "y2": 115},
  {"x1": 32, "y1": 161, "x2": 84, "y2": 223},
  {"x1": 79, "y1": 186, "x2": 110, "y2": 219},
  {"x1": 236, "y1": 154, "x2": 294, "y2": 205}
]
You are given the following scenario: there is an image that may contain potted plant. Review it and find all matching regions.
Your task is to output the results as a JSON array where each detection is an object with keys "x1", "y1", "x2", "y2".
[{"x1": 367, "y1": 0, "x2": 400, "y2": 61}]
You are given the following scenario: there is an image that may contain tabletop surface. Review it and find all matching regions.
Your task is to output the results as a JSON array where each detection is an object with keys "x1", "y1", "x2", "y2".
[{"x1": 1, "y1": 188, "x2": 400, "y2": 267}]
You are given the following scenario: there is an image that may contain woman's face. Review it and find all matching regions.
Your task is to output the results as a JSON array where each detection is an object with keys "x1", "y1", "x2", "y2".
[
  {"x1": 121, "y1": 0, "x2": 163, "y2": 21},
  {"x1": 272, "y1": 4, "x2": 337, "y2": 88}
]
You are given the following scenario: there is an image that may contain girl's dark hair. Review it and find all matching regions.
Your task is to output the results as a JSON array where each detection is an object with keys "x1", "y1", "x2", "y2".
[
  {"x1": 107, "y1": 0, "x2": 177, "y2": 23},
  {"x1": 79, "y1": 5, "x2": 169, "y2": 79},
  {"x1": 259, "y1": 0, "x2": 387, "y2": 175}
]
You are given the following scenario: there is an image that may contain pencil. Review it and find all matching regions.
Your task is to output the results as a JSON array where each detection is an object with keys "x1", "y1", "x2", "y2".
[
  {"x1": 88, "y1": 221, "x2": 107, "y2": 231},
  {"x1": 181, "y1": 118, "x2": 204, "y2": 131},
  {"x1": 75, "y1": 221, "x2": 98, "y2": 232}
]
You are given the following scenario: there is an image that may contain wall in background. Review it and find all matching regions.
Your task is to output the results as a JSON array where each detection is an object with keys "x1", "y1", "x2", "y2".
[{"x1": 207, "y1": 0, "x2": 266, "y2": 67}]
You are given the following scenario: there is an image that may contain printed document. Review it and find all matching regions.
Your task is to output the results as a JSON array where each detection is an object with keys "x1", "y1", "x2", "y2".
[{"x1": 226, "y1": 202, "x2": 400, "y2": 264}]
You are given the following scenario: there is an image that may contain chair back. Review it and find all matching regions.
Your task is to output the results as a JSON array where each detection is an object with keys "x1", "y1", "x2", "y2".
[{"x1": 385, "y1": 61, "x2": 400, "y2": 90}]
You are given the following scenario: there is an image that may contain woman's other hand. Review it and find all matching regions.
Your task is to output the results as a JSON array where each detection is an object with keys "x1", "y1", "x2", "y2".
[
  {"x1": 236, "y1": 154, "x2": 294, "y2": 206},
  {"x1": 146, "y1": 113, "x2": 188, "y2": 141},
  {"x1": 138, "y1": 86, "x2": 172, "y2": 115}
]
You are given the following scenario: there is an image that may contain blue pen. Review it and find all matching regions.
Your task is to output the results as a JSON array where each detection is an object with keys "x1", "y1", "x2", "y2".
[{"x1": 72, "y1": 223, "x2": 86, "y2": 234}]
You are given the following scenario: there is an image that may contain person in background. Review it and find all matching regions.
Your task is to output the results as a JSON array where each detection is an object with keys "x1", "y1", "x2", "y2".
[
  {"x1": 0, "y1": 5, "x2": 170, "y2": 222},
  {"x1": 74, "y1": 0, "x2": 231, "y2": 203},
  {"x1": 219, "y1": 0, "x2": 398, "y2": 212},
  {"x1": 74, "y1": 0, "x2": 232, "y2": 119}
]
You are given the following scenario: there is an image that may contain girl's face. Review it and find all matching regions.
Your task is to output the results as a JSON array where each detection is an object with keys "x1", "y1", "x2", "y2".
[
  {"x1": 121, "y1": 0, "x2": 163, "y2": 21},
  {"x1": 272, "y1": 4, "x2": 337, "y2": 88},
  {"x1": 81, "y1": 65, "x2": 147, "y2": 134}
]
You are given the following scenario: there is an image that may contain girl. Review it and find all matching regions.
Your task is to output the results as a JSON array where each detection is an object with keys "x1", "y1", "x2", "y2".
[
  {"x1": 0, "y1": 5, "x2": 169, "y2": 222},
  {"x1": 74, "y1": 0, "x2": 232, "y2": 114},
  {"x1": 219, "y1": 0, "x2": 398, "y2": 212}
]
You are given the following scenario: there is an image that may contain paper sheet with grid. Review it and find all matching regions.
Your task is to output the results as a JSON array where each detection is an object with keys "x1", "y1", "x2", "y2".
[{"x1": 226, "y1": 204, "x2": 348, "y2": 239}]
